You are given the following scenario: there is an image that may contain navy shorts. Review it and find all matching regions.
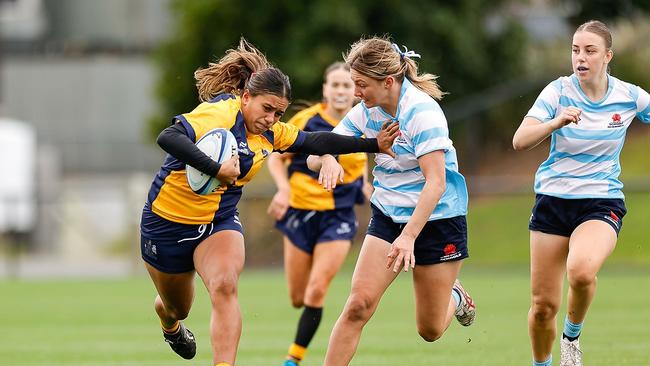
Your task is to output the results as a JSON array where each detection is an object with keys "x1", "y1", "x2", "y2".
[
  {"x1": 275, "y1": 207, "x2": 357, "y2": 254},
  {"x1": 366, "y1": 204, "x2": 468, "y2": 265},
  {"x1": 528, "y1": 194, "x2": 627, "y2": 237},
  {"x1": 140, "y1": 204, "x2": 243, "y2": 274}
]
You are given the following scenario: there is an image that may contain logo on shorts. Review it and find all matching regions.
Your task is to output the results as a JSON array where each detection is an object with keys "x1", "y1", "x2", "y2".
[
  {"x1": 143, "y1": 239, "x2": 158, "y2": 259},
  {"x1": 440, "y1": 243, "x2": 462, "y2": 261},
  {"x1": 443, "y1": 244, "x2": 457, "y2": 256},
  {"x1": 286, "y1": 214, "x2": 300, "y2": 231},
  {"x1": 336, "y1": 222, "x2": 352, "y2": 235},
  {"x1": 607, "y1": 113, "x2": 623, "y2": 128},
  {"x1": 603, "y1": 210, "x2": 620, "y2": 229}
]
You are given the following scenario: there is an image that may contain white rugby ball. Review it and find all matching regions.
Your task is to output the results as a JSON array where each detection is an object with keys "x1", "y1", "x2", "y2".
[{"x1": 186, "y1": 128, "x2": 238, "y2": 195}]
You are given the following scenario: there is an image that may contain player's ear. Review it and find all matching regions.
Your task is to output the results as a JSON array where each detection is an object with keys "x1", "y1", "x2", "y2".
[
  {"x1": 605, "y1": 49, "x2": 613, "y2": 64},
  {"x1": 241, "y1": 90, "x2": 251, "y2": 106},
  {"x1": 384, "y1": 76, "x2": 394, "y2": 89}
]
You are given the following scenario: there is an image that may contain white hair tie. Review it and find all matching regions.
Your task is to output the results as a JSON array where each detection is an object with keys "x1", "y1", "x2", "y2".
[{"x1": 391, "y1": 43, "x2": 421, "y2": 60}]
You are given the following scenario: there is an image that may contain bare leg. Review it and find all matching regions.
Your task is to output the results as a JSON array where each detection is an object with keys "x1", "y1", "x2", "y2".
[
  {"x1": 285, "y1": 238, "x2": 351, "y2": 362},
  {"x1": 304, "y1": 240, "x2": 351, "y2": 307},
  {"x1": 144, "y1": 262, "x2": 195, "y2": 328},
  {"x1": 194, "y1": 230, "x2": 245, "y2": 366},
  {"x1": 323, "y1": 236, "x2": 399, "y2": 366},
  {"x1": 284, "y1": 237, "x2": 312, "y2": 308},
  {"x1": 412, "y1": 261, "x2": 462, "y2": 342},
  {"x1": 566, "y1": 220, "x2": 617, "y2": 324},
  {"x1": 528, "y1": 231, "x2": 569, "y2": 362}
]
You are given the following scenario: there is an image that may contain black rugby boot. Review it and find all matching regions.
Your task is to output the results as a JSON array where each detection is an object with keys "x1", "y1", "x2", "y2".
[{"x1": 163, "y1": 322, "x2": 196, "y2": 359}]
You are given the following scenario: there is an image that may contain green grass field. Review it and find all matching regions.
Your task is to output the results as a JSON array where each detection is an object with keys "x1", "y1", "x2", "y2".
[{"x1": 2, "y1": 268, "x2": 649, "y2": 366}]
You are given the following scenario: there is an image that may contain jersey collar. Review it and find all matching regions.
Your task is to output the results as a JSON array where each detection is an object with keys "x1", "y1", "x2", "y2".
[{"x1": 571, "y1": 73, "x2": 614, "y2": 106}]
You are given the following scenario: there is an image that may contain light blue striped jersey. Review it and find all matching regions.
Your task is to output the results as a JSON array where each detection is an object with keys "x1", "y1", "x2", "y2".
[
  {"x1": 526, "y1": 74, "x2": 650, "y2": 199},
  {"x1": 333, "y1": 78, "x2": 468, "y2": 223}
]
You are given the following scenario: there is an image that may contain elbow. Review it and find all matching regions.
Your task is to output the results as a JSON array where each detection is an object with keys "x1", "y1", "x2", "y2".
[
  {"x1": 156, "y1": 131, "x2": 167, "y2": 149},
  {"x1": 512, "y1": 136, "x2": 528, "y2": 151},
  {"x1": 426, "y1": 179, "x2": 446, "y2": 197},
  {"x1": 437, "y1": 182, "x2": 446, "y2": 197}
]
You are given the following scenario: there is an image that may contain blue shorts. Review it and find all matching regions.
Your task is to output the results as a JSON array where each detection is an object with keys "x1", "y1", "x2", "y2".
[
  {"x1": 140, "y1": 204, "x2": 243, "y2": 274},
  {"x1": 275, "y1": 207, "x2": 357, "y2": 254},
  {"x1": 366, "y1": 204, "x2": 468, "y2": 265},
  {"x1": 528, "y1": 194, "x2": 626, "y2": 237}
]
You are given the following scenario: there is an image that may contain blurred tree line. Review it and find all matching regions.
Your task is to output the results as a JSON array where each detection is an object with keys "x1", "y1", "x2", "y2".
[
  {"x1": 148, "y1": 0, "x2": 649, "y2": 173},
  {"x1": 147, "y1": 0, "x2": 527, "y2": 159}
]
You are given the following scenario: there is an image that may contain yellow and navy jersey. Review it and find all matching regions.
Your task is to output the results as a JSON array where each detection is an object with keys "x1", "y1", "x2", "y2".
[
  {"x1": 147, "y1": 94, "x2": 302, "y2": 225},
  {"x1": 287, "y1": 103, "x2": 367, "y2": 210}
]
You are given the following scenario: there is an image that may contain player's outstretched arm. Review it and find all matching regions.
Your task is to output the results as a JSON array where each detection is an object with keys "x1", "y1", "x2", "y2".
[{"x1": 287, "y1": 121, "x2": 399, "y2": 156}]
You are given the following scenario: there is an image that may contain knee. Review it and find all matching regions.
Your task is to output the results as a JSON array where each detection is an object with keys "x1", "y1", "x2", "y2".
[
  {"x1": 567, "y1": 268, "x2": 596, "y2": 290},
  {"x1": 304, "y1": 282, "x2": 327, "y2": 306},
  {"x1": 343, "y1": 294, "x2": 374, "y2": 323},
  {"x1": 530, "y1": 298, "x2": 559, "y2": 323},
  {"x1": 206, "y1": 273, "x2": 239, "y2": 300},
  {"x1": 417, "y1": 326, "x2": 444, "y2": 343},
  {"x1": 288, "y1": 286, "x2": 305, "y2": 308}
]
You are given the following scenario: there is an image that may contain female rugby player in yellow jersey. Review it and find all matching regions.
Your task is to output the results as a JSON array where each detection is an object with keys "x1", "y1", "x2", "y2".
[
  {"x1": 266, "y1": 62, "x2": 373, "y2": 366},
  {"x1": 140, "y1": 38, "x2": 399, "y2": 366}
]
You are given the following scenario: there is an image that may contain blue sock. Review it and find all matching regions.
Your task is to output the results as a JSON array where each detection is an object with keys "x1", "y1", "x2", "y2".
[
  {"x1": 533, "y1": 355, "x2": 552, "y2": 366},
  {"x1": 451, "y1": 288, "x2": 461, "y2": 310},
  {"x1": 563, "y1": 315, "x2": 583, "y2": 341}
]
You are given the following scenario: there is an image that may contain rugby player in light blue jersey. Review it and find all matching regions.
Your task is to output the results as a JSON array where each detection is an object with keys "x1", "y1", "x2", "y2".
[
  {"x1": 308, "y1": 36, "x2": 476, "y2": 366},
  {"x1": 513, "y1": 20, "x2": 650, "y2": 366}
]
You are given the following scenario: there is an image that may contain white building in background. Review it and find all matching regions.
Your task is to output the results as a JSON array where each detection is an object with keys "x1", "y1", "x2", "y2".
[
  {"x1": 0, "y1": 119, "x2": 36, "y2": 234},
  {"x1": 0, "y1": 0, "x2": 171, "y2": 174}
]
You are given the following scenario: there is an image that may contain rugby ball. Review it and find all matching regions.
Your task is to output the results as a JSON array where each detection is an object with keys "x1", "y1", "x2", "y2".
[{"x1": 186, "y1": 128, "x2": 238, "y2": 195}]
